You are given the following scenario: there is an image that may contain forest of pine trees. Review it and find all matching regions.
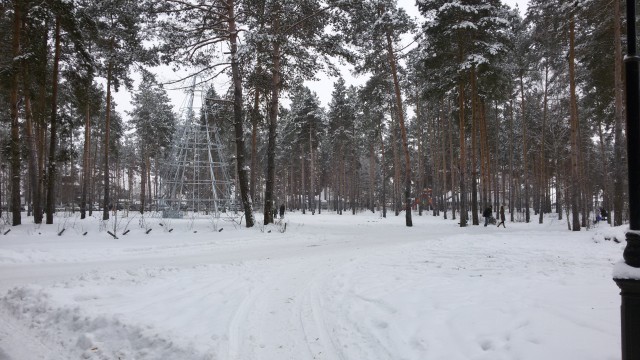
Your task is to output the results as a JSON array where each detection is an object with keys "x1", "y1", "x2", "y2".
[{"x1": 0, "y1": 0, "x2": 631, "y2": 230}]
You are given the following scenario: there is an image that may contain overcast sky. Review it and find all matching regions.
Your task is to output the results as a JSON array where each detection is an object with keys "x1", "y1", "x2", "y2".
[
  {"x1": 112, "y1": 0, "x2": 530, "y2": 118},
  {"x1": 305, "y1": 0, "x2": 529, "y2": 108}
]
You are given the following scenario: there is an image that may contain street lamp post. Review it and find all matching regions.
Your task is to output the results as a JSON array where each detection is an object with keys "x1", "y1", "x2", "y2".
[{"x1": 614, "y1": 1, "x2": 640, "y2": 359}]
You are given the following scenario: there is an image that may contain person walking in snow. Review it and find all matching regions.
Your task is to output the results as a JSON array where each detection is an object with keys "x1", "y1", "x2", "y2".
[
  {"x1": 497, "y1": 205, "x2": 506, "y2": 228},
  {"x1": 600, "y1": 207, "x2": 608, "y2": 222},
  {"x1": 483, "y1": 205, "x2": 492, "y2": 227}
]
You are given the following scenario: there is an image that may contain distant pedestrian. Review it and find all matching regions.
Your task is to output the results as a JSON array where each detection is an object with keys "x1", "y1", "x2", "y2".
[
  {"x1": 600, "y1": 208, "x2": 608, "y2": 221},
  {"x1": 497, "y1": 205, "x2": 506, "y2": 228},
  {"x1": 279, "y1": 204, "x2": 285, "y2": 219},
  {"x1": 483, "y1": 205, "x2": 493, "y2": 227}
]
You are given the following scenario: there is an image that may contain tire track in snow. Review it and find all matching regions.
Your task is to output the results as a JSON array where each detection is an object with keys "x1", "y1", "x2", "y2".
[
  {"x1": 224, "y1": 253, "x2": 361, "y2": 360},
  {"x1": 226, "y1": 278, "x2": 271, "y2": 359},
  {"x1": 223, "y1": 234, "x2": 456, "y2": 360},
  {"x1": 294, "y1": 267, "x2": 347, "y2": 360}
]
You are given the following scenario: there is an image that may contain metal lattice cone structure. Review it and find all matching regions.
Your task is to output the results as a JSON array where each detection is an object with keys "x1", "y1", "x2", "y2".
[{"x1": 159, "y1": 79, "x2": 237, "y2": 218}]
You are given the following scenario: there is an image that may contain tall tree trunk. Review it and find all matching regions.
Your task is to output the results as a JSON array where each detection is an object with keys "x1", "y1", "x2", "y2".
[
  {"x1": 342, "y1": 158, "x2": 347, "y2": 214},
  {"x1": 337, "y1": 158, "x2": 343, "y2": 214},
  {"x1": 568, "y1": 15, "x2": 581, "y2": 231},
  {"x1": 37, "y1": 92, "x2": 46, "y2": 215},
  {"x1": 431, "y1": 112, "x2": 439, "y2": 217},
  {"x1": 351, "y1": 149, "x2": 357, "y2": 215},
  {"x1": 613, "y1": 0, "x2": 625, "y2": 226},
  {"x1": 332, "y1": 165, "x2": 337, "y2": 212},
  {"x1": 81, "y1": 104, "x2": 91, "y2": 219},
  {"x1": 509, "y1": 99, "x2": 514, "y2": 222},
  {"x1": 301, "y1": 145, "x2": 306, "y2": 214},
  {"x1": 416, "y1": 100, "x2": 423, "y2": 216},
  {"x1": 392, "y1": 121, "x2": 401, "y2": 216},
  {"x1": 539, "y1": 66, "x2": 549, "y2": 224},
  {"x1": 477, "y1": 97, "x2": 490, "y2": 210},
  {"x1": 441, "y1": 99, "x2": 448, "y2": 219},
  {"x1": 309, "y1": 129, "x2": 316, "y2": 214},
  {"x1": 251, "y1": 89, "x2": 260, "y2": 205},
  {"x1": 380, "y1": 125, "x2": 387, "y2": 218},
  {"x1": 128, "y1": 162, "x2": 133, "y2": 214},
  {"x1": 23, "y1": 63, "x2": 42, "y2": 224},
  {"x1": 35, "y1": 15, "x2": 48, "y2": 208},
  {"x1": 228, "y1": 0, "x2": 254, "y2": 227},
  {"x1": 102, "y1": 49, "x2": 114, "y2": 221},
  {"x1": 154, "y1": 157, "x2": 159, "y2": 205},
  {"x1": 556, "y1": 152, "x2": 562, "y2": 220},
  {"x1": 10, "y1": 1, "x2": 22, "y2": 226},
  {"x1": 45, "y1": 15, "x2": 62, "y2": 225},
  {"x1": 369, "y1": 141, "x2": 376, "y2": 213},
  {"x1": 140, "y1": 150, "x2": 146, "y2": 214},
  {"x1": 89, "y1": 133, "x2": 98, "y2": 217},
  {"x1": 597, "y1": 120, "x2": 609, "y2": 221},
  {"x1": 578, "y1": 115, "x2": 588, "y2": 228},
  {"x1": 501, "y1": 106, "x2": 506, "y2": 212},
  {"x1": 470, "y1": 67, "x2": 479, "y2": 225},
  {"x1": 24, "y1": 92, "x2": 41, "y2": 223},
  {"x1": 35, "y1": 24, "x2": 48, "y2": 214},
  {"x1": 493, "y1": 102, "x2": 500, "y2": 214},
  {"x1": 263, "y1": 15, "x2": 281, "y2": 225},
  {"x1": 520, "y1": 74, "x2": 530, "y2": 223},
  {"x1": 458, "y1": 80, "x2": 467, "y2": 227},
  {"x1": 249, "y1": 3, "x2": 266, "y2": 208},
  {"x1": 482, "y1": 101, "x2": 491, "y2": 212},
  {"x1": 386, "y1": 31, "x2": 412, "y2": 226},
  {"x1": 447, "y1": 98, "x2": 456, "y2": 220}
]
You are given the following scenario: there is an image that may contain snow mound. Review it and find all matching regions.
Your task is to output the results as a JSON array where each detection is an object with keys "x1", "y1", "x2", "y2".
[
  {"x1": 1, "y1": 286, "x2": 212, "y2": 360},
  {"x1": 592, "y1": 225, "x2": 626, "y2": 244}
]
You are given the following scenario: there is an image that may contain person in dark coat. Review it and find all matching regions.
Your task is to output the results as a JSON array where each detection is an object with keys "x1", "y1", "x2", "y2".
[
  {"x1": 600, "y1": 208, "x2": 608, "y2": 221},
  {"x1": 483, "y1": 205, "x2": 492, "y2": 227},
  {"x1": 497, "y1": 205, "x2": 506, "y2": 228},
  {"x1": 279, "y1": 204, "x2": 285, "y2": 219}
]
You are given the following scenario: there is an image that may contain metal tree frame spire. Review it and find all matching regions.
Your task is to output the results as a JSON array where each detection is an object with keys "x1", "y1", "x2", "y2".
[{"x1": 159, "y1": 77, "x2": 237, "y2": 218}]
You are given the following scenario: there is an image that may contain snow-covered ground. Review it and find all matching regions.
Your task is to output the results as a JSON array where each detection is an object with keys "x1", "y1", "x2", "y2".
[{"x1": 0, "y1": 210, "x2": 625, "y2": 360}]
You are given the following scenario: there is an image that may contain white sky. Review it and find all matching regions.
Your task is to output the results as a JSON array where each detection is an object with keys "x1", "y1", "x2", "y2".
[
  {"x1": 112, "y1": 0, "x2": 530, "y2": 119},
  {"x1": 306, "y1": 0, "x2": 529, "y2": 109}
]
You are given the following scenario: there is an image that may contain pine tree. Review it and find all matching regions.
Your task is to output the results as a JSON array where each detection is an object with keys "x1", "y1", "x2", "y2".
[
  {"x1": 30, "y1": 0, "x2": 92, "y2": 224},
  {"x1": 288, "y1": 84, "x2": 323, "y2": 213},
  {"x1": 129, "y1": 71, "x2": 176, "y2": 214},
  {"x1": 526, "y1": 0, "x2": 566, "y2": 223},
  {"x1": 8, "y1": 0, "x2": 21, "y2": 225},
  {"x1": 573, "y1": 0, "x2": 625, "y2": 226},
  {"x1": 359, "y1": 75, "x2": 391, "y2": 215},
  {"x1": 245, "y1": 0, "x2": 351, "y2": 224},
  {"x1": 344, "y1": 0, "x2": 415, "y2": 226},
  {"x1": 418, "y1": 0, "x2": 512, "y2": 226},
  {"x1": 90, "y1": 0, "x2": 157, "y2": 221}
]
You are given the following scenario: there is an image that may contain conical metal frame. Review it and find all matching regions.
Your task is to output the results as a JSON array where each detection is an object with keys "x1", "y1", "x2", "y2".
[{"x1": 159, "y1": 79, "x2": 236, "y2": 218}]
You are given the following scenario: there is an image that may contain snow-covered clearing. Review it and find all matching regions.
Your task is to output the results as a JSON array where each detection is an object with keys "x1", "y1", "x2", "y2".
[{"x1": 0, "y1": 211, "x2": 624, "y2": 359}]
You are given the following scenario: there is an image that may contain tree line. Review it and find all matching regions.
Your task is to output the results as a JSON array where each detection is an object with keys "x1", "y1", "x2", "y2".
[{"x1": 0, "y1": 0, "x2": 630, "y2": 231}]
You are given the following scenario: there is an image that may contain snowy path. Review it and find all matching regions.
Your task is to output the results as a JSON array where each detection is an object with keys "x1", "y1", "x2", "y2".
[{"x1": 0, "y1": 212, "x2": 624, "y2": 359}]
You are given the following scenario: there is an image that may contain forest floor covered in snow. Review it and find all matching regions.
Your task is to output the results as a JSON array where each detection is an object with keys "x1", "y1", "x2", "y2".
[{"x1": 0, "y1": 210, "x2": 625, "y2": 360}]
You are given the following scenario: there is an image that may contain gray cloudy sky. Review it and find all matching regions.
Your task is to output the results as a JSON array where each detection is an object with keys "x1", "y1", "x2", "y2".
[{"x1": 113, "y1": 0, "x2": 530, "y2": 118}]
